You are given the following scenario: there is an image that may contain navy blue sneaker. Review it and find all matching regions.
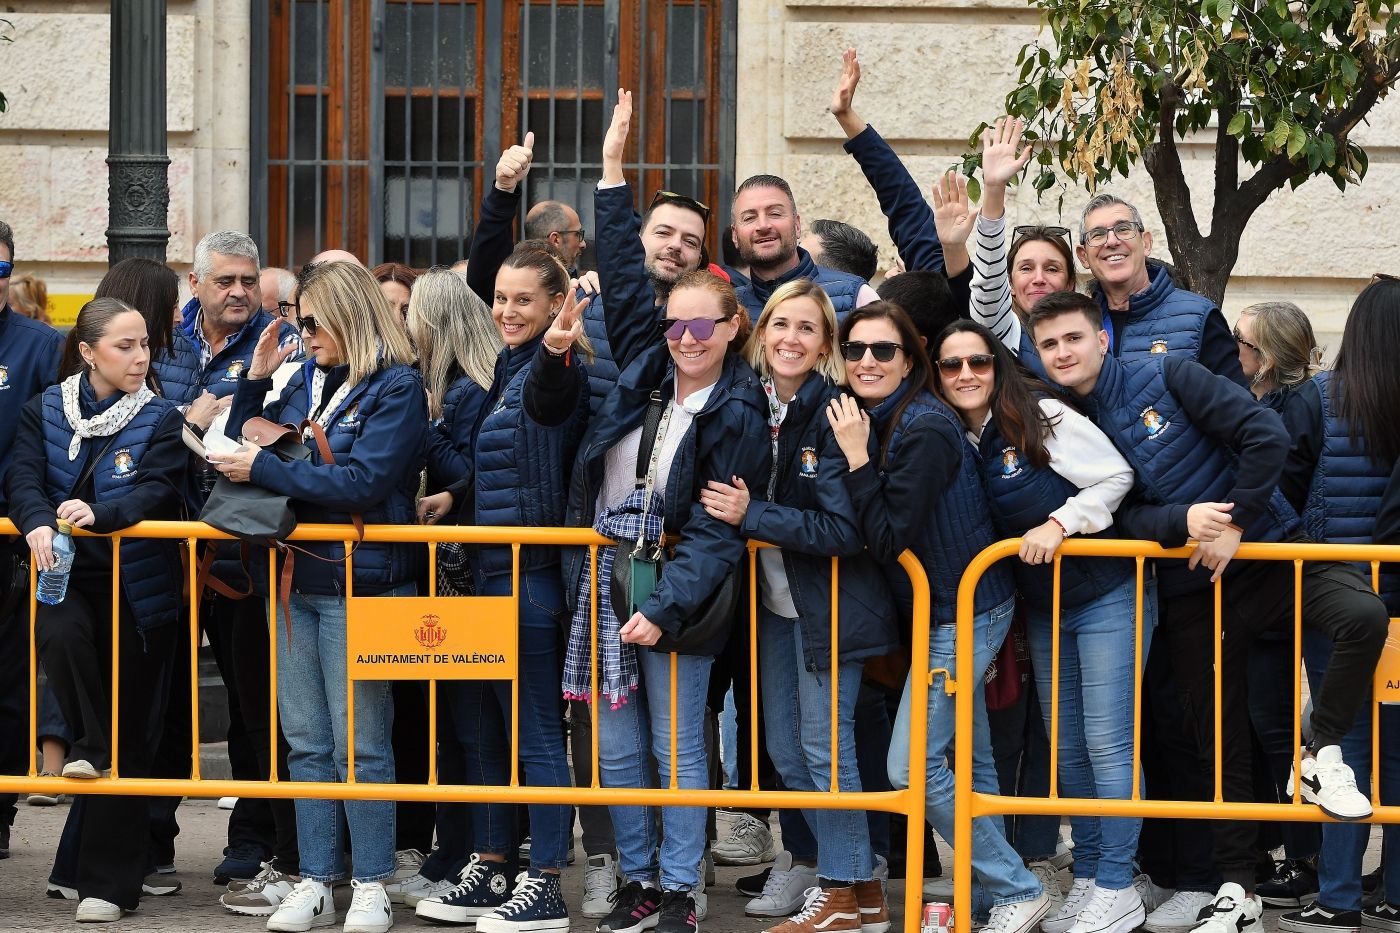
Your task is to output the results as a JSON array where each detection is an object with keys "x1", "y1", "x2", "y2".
[
  {"x1": 416, "y1": 854, "x2": 513, "y2": 925},
  {"x1": 212, "y1": 843, "x2": 265, "y2": 886},
  {"x1": 476, "y1": 869, "x2": 570, "y2": 932}
]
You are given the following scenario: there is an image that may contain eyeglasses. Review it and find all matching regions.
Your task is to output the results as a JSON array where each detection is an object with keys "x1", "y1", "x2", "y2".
[
  {"x1": 1081, "y1": 220, "x2": 1145, "y2": 248},
  {"x1": 0, "y1": 261, "x2": 12, "y2": 280},
  {"x1": 937, "y1": 354, "x2": 996, "y2": 376},
  {"x1": 658, "y1": 315, "x2": 731, "y2": 341},
  {"x1": 1233, "y1": 329, "x2": 1259, "y2": 353},
  {"x1": 649, "y1": 190, "x2": 712, "y2": 225},
  {"x1": 556, "y1": 228, "x2": 586, "y2": 241},
  {"x1": 276, "y1": 300, "x2": 298, "y2": 319},
  {"x1": 841, "y1": 341, "x2": 905, "y2": 363},
  {"x1": 1013, "y1": 225, "x2": 1072, "y2": 244}
]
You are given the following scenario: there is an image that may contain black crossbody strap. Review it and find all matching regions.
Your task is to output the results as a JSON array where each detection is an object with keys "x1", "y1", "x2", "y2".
[{"x1": 633, "y1": 390, "x2": 667, "y2": 488}]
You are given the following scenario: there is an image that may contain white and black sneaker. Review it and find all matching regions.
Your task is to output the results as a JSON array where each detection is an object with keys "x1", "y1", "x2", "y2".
[
  {"x1": 476, "y1": 870, "x2": 569, "y2": 932},
  {"x1": 1289, "y1": 746, "x2": 1373, "y2": 821},
  {"x1": 1280, "y1": 903, "x2": 1362, "y2": 933},
  {"x1": 415, "y1": 854, "x2": 513, "y2": 924},
  {"x1": 1362, "y1": 903, "x2": 1400, "y2": 932},
  {"x1": 1190, "y1": 883, "x2": 1263, "y2": 933}
]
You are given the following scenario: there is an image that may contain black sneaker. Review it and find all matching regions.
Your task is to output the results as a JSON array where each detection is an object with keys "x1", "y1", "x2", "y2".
[
  {"x1": 415, "y1": 854, "x2": 513, "y2": 924},
  {"x1": 736, "y1": 867, "x2": 769, "y2": 898},
  {"x1": 212, "y1": 843, "x2": 265, "y2": 885},
  {"x1": 1363, "y1": 902, "x2": 1400, "y2": 932},
  {"x1": 1259, "y1": 859, "x2": 1320, "y2": 908},
  {"x1": 1364, "y1": 869, "x2": 1386, "y2": 909},
  {"x1": 597, "y1": 880, "x2": 663, "y2": 933},
  {"x1": 0, "y1": 822, "x2": 9, "y2": 860},
  {"x1": 655, "y1": 890, "x2": 697, "y2": 933},
  {"x1": 1280, "y1": 903, "x2": 1362, "y2": 933}
]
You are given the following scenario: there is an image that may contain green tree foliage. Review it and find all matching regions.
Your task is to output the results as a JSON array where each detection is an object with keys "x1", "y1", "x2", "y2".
[{"x1": 971, "y1": 0, "x2": 1400, "y2": 301}]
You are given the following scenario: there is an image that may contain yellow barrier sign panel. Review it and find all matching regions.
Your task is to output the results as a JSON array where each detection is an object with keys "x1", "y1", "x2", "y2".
[
  {"x1": 347, "y1": 596, "x2": 517, "y2": 680},
  {"x1": 1377, "y1": 619, "x2": 1400, "y2": 703}
]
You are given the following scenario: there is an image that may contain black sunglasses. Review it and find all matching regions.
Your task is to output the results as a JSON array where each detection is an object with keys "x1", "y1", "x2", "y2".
[
  {"x1": 841, "y1": 341, "x2": 904, "y2": 363},
  {"x1": 1233, "y1": 329, "x2": 1259, "y2": 353},
  {"x1": 937, "y1": 354, "x2": 996, "y2": 376},
  {"x1": 649, "y1": 190, "x2": 712, "y2": 225},
  {"x1": 1013, "y1": 225, "x2": 1072, "y2": 244},
  {"x1": 658, "y1": 315, "x2": 731, "y2": 342}
]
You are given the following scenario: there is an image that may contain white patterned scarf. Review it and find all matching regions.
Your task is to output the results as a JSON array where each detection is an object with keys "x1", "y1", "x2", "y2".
[
  {"x1": 60, "y1": 373, "x2": 156, "y2": 461},
  {"x1": 305, "y1": 366, "x2": 357, "y2": 437}
]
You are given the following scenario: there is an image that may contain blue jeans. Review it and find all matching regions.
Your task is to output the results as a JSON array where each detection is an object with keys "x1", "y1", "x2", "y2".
[
  {"x1": 758, "y1": 608, "x2": 874, "y2": 883},
  {"x1": 597, "y1": 647, "x2": 712, "y2": 891},
  {"x1": 278, "y1": 584, "x2": 411, "y2": 882},
  {"x1": 1304, "y1": 639, "x2": 1400, "y2": 911},
  {"x1": 448, "y1": 570, "x2": 572, "y2": 870},
  {"x1": 1026, "y1": 577, "x2": 1157, "y2": 891},
  {"x1": 889, "y1": 596, "x2": 1040, "y2": 913}
]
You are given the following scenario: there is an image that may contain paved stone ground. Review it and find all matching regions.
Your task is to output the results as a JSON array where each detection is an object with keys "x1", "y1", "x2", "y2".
[{"x1": 0, "y1": 795, "x2": 1381, "y2": 932}]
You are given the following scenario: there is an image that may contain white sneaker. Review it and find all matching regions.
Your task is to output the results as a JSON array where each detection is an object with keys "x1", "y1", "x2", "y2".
[
  {"x1": 1067, "y1": 885, "x2": 1145, "y2": 933},
  {"x1": 582, "y1": 853, "x2": 619, "y2": 918},
  {"x1": 405, "y1": 877, "x2": 454, "y2": 908},
  {"x1": 218, "y1": 796, "x2": 239, "y2": 810},
  {"x1": 1134, "y1": 874, "x2": 1176, "y2": 914},
  {"x1": 695, "y1": 862, "x2": 709, "y2": 921},
  {"x1": 1028, "y1": 860, "x2": 1066, "y2": 915},
  {"x1": 384, "y1": 871, "x2": 436, "y2": 905},
  {"x1": 1043, "y1": 878, "x2": 1096, "y2": 933},
  {"x1": 75, "y1": 897, "x2": 125, "y2": 922},
  {"x1": 984, "y1": 891, "x2": 1053, "y2": 933},
  {"x1": 391, "y1": 848, "x2": 425, "y2": 881},
  {"x1": 62, "y1": 759, "x2": 102, "y2": 780},
  {"x1": 221, "y1": 866, "x2": 300, "y2": 917},
  {"x1": 266, "y1": 878, "x2": 336, "y2": 932},
  {"x1": 1050, "y1": 839, "x2": 1075, "y2": 872},
  {"x1": 745, "y1": 850, "x2": 819, "y2": 917},
  {"x1": 344, "y1": 880, "x2": 393, "y2": 933},
  {"x1": 1144, "y1": 891, "x2": 1217, "y2": 933},
  {"x1": 1290, "y1": 745, "x2": 1373, "y2": 821},
  {"x1": 1188, "y1": 884, "x2": 1262, "y2": 933},
  {"x1": 713, "y1": 809, "x2": 776, "y2": 865}
]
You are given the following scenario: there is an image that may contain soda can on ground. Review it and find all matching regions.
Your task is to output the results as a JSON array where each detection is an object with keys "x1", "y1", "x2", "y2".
[{"x1": 922, "y1": 901, "x2": 952, "y2": 933}]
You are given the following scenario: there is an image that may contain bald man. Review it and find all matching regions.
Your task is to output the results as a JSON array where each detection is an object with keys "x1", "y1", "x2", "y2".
[
  {"x1": 523, "y1": 200, "x2": 587, "y2": 270},
  {"x1": 259, "y1": 267, "x2": 297, "y2": 312},
  {"x1": 309, "y1": 248, "x2": 361, "y2": 265}
]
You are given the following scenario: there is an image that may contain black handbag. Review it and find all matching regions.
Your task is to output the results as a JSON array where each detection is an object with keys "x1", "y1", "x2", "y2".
[
  {"x1": 198, "y1": 417, "x2": 309, "y2": 548},
  {"x1": 609, "y1": 391, "x2": 741, "y2": 655}
]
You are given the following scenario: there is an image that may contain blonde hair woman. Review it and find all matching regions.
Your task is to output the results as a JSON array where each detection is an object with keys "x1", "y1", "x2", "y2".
[{"x1": 212, "y1": 259, "x2": 428, "y2": 933}]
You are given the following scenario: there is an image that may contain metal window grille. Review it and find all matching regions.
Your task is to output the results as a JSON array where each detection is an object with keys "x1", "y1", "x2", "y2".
[{"x1": 251, "y1": 0, "x2": 736, "y2": 271}]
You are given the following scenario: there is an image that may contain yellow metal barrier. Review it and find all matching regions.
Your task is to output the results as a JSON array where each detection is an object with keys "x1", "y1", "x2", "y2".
[
  {"x1": 953, "y1": 537, "x2": 1400, "y2": 933},
  {"x1": 1, "y1": 518, "x2": 933, "y2": 931}
]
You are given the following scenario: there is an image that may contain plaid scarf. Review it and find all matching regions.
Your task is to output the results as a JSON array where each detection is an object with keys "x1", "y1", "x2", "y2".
[{"x1": 562, "y1": 487, "x2": 664, "y2": 709}]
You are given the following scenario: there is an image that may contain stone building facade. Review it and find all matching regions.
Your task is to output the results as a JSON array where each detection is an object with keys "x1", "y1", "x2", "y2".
[{"x1": 0, "y1": 0, "x2": 1394, "y2": 342}]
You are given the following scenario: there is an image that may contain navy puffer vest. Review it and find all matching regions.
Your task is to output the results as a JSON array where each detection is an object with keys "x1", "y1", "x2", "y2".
[
  {"x1": 40, "y1": 386, "x2": 182, "y2": 631},
  {"x1": 733, "y1": 248, "x2": 865, "y2": 320},
  {"x1": 977, "y1": 417, "x2": 1130, "y2": 611},
  {"x1": 1094, "y1": 263, "x2": 1213, "y2": 363},
  {"x1": 473, "y1": 337, "x2": 590, "y2": 579},
  {"x1": 875, "y1": 386, "x2": 1014, "y2": 624},
  {"x1": 1302, "y1": 371, "x2": 1399, "y2": 611},
  {"x1": 1091, "y1": 354, "x2": 1297, "y2": 594}
]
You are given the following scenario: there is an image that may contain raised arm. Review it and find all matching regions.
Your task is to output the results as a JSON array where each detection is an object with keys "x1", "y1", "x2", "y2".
[
  {"x1": 594, "y1": 90, "x2": 661, "y2": 371},
  {"x1": 832, "y1": 48, "x2": 955, "y2": 276},
  {"x1": 466, "y1": 133, "x2": 535, "y2": 304},
  {"x1": 970, "y1": 119, "x2": 1034, "y2": 346}
]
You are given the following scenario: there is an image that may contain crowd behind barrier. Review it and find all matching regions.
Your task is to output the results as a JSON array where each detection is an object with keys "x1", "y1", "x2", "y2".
[{"x1": 3, "y1": 40, "x2": 1400, "y2": 933}]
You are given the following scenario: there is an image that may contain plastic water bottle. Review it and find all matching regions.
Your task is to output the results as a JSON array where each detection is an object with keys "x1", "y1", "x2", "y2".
[{"x1": 36, "y1": 520, "x2": 76, "y2": 606}]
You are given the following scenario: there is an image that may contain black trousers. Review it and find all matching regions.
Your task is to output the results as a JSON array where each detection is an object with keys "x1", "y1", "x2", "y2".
[
  {"x1": 1161, "y1": 557, "x2": 1386, "y2": 889},
  {"x1": 36, "y1": 583, "x2": 175, "y2": 909},
  {"x1": 203, "y1": 591, "x2": 300, "y2": 871},
  {"x1": 392, "y1": 680, "x2": 437, "y2": 853},
  {"x1": 0, "y1": 540, "x2": 31, "y2": 832}
]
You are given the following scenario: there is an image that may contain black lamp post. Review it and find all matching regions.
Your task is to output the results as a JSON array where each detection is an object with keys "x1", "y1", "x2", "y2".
[{"x1": 106, "y1": 0, "x2": 171, "y2": 263}]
